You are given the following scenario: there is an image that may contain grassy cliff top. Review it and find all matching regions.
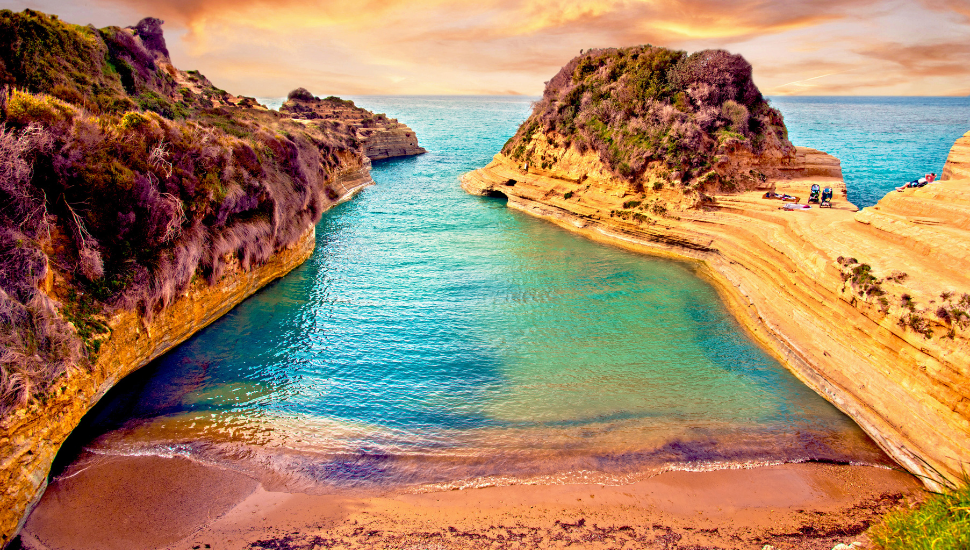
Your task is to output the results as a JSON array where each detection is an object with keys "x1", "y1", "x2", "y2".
[
  {"x1": 0, "y1": 10, "x2": 372, "y2": 415},
  {"x1": 503, "y1": 46, "x2": 794, "y2": 188}
]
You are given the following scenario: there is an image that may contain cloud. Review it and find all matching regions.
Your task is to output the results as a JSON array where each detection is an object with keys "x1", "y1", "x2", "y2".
[
  {"x1": 854, "y1": 40, "x2": 970, "y2": 78},
  {"x1": 21, "y1": 0, "x2": 970, "y2": 95},
  {"x1": 921, "y1": 0, "x2": 970, "y2": 23},
  {"x1": 92, "y1": 0, "x2": 873, "y2": 44}
]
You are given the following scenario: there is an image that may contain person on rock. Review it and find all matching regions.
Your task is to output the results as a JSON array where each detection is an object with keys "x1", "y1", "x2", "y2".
[{"x1": 896, "y1": 172, "x2": 936, "y2": 192}]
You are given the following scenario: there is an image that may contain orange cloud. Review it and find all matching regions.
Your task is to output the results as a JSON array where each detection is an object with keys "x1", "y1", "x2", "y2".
[
  {"x1": 921, "y1": 0, "x2": 970, "y2": 23},
  {"x1": 20, "y1": 0, "x2": 970, "y2": 96},
  {"x1": 855, "y1": 41, "x2": 970, "y2": 77}
]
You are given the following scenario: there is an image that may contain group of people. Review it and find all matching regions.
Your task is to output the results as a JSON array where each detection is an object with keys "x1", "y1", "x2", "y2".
[{"x1": 896, "y1": 172, "x2": 937, "y2": 192}]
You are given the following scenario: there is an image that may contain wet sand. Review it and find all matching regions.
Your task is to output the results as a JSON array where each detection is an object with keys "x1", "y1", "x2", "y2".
[{"x1": 19, "y1": 455, "x2": 922, "y2": 550}]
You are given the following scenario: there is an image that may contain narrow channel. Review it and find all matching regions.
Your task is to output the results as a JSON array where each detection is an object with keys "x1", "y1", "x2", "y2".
[{"x1": 53, "y1": 96, "x2": 893, "y2": 494}]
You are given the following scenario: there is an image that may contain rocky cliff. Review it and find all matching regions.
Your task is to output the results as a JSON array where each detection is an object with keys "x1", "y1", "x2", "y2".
[
  {"x1": 501, "y1": 47, "x2": 796, "y2": 196},
  {"x1": 463, "y1": 47, "x2": 969, "y2": 490},
  {"x1": 0, "y1": 9, "x2": 416, "y2": 544},
  {"x1": 0, "y1": 225, "x2": 318, "y2": 546},
  {"x1": 281, "y1": 89, "x2": 427, "y2": 161},
  {"x1": 942, "y1": 130, "x2": 970, "y2": 181},
  {"x1": 462, "y1": 134, "x2": 970, "y2": 491},
  {"x1": 0, "y1": 155, "x2": 373, "y2": 546}
]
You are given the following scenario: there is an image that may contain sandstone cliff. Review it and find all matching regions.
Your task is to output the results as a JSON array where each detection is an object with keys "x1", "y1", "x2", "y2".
[
  {"x1": 0, "y1": 10, "x2": 414, "y2": 544},
  {"x1": 461, "y1": 137, "x2": 970, "y2": 490},
  {"x1": 281, "y1": 89, "x2": 427, "y2": 161},
  {"x1": 502, "y1": 47, "x2": 796, "y2": 195},
  {"x1": 942, "y1": 130, "x2": 970, "y2": 181},
  {"x1": 462, "y1": 46, "x2": 969, "y2": 490},
  {"x1": 0, "y1": 152, "x2": 374, "y2": 548}
]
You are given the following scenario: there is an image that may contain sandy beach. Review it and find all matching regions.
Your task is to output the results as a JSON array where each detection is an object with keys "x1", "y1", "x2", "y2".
[{"x1": 19, "y1": 454, "x2": 922, "y2": 550}]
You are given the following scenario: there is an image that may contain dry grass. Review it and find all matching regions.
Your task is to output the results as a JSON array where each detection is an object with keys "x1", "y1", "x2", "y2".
[{"x1": 0, "y1": 8, "x2": 369, "y2": 415}]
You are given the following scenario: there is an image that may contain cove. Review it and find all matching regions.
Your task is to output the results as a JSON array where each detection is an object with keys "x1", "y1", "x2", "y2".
[{"x1": 56, "y1": 97, "x2": 891, "y2": 492}]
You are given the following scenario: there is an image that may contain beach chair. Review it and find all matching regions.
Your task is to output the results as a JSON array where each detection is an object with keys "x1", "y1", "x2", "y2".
[
  {"x1": 820, "y1": 187, "x2": 833, "y2": 208},
  {"x1": 808, "y1": 184, "x2": 821, "y2": 204}
]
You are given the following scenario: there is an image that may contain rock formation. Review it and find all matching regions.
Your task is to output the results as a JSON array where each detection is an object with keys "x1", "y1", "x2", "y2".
[
  {"x1": 0, "y1": 10, "x2": 419, "y2": 544},
  {"x1": 462, "y1": 50, "x2": 970, "y2": 492},
  {"x1": 130, "y1": 17, "x2": 169, "y2": 61},
  {"x1": 281, "y1": 88, "x2": 427, "y2": 161},
  {"x1": 942, "y1": 130, "x2": 970, "y2": 181},
  {"x1": 501, "y1": 47, "x2": 796, "y2": 197}
]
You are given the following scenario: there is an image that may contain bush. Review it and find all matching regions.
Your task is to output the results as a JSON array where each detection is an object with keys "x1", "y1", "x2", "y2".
[
  {"x1": 119, "y1": 111, "x2": 148, "y2": 130},
  {"x1": 0, "y1": 11, "x2": 374, "y2": 418},
  {"x1": 287, "y1": 87, "x2": 316, "y2": 101},
  {"x1": 871, "y1": 482, "x2": 970, "y2": 549},
  {"x1": 5, "y1": 88, "x2": 74, "y2": 127},
  {"x1": 502, "y1": 45, "x2": 792, "y2": 185},
  {"x1": 721, "y1": 100, "x2": 749, "y2": 134},
  {"x1": 0, "y1": 122, "x2": 53, "y2": 235},
  {"x1": 137, "y1": 91, "x2": 189, "y2": 120},
  {"x1": 935, "y1": 292, "x2": 970, "y2": 331}
]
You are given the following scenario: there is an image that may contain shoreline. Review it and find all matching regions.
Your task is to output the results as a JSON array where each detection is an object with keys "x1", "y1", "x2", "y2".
[
  {"x1": 460, "y1": 148, "x2": 970, "y2": 490},
  {"x1": 0, "y1": 167, "x2": 376, "y2": 545},
  {"x1": 20, "y1": 453, "x2": 922, "y2": 550}
]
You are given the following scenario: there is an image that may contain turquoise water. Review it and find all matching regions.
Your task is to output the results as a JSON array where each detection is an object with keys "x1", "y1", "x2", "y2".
[
  {"x1": 64, "y1": 96, "x2": 913, "y2": 492},
  {"x1": 771, "y1": 96, "x2": 970, "y2": 208}
]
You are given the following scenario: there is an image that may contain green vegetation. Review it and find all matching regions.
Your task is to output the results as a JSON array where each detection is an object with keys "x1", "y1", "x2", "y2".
[
  {"x1": 936, "y1": 292, "x2": 970, "y2": 336},
  {"x1": 0, "y1": 10, "x2": 142, "y2": 114},
  {"x1": 871, "y1": 482, "x2": 970, "y2": 550},
  {"x1": 0, "y1": 9, "x2": 369, "y2": 415},
  {"x1": 835, "y1": 256, "x2": 970, "y2": 339},
  {"x1": 61, "y1": 289, "x2": 110, "y2": 356},
  {"x1": 837, "y1": 257, "x2": 884, "y2": 299},
  {"x1": 503, "y1": 45, "x2": 793, "y2": 188}
]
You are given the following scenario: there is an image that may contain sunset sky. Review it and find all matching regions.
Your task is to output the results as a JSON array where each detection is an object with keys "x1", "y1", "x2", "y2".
[{"x1": 10, "y1": 0, "x2": 970, "y2": 97}]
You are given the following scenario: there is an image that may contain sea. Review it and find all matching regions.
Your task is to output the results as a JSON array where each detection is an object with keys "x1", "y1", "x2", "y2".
[{"x1": 55, "y1": 96, "x2": 970, "y2": 494}]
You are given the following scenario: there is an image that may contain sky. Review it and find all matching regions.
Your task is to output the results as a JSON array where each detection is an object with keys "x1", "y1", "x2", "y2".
[{"x1": 8, "y1": 0, "x2": 970, "y2": 97}]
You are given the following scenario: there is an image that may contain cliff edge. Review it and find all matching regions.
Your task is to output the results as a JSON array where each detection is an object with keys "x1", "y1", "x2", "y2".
[
  {"x1": 281, "y1": 88, "x2": 427, "y2": 161},
  {"x1": 461, "y1": 47, "x2": 970, "y2": 491},
  {"x1": 942, "y1": 130, "x2": 970, "y2": 181}
]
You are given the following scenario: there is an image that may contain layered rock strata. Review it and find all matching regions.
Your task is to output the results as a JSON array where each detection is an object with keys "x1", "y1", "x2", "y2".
[
  {"x1": 0, "y1": 10, "x2": 430, "y2": 544},
  {"x1": 942, "y1": 130, "x2": 970, "y2": 181},
  {"x1": 461, "y1": 140, "x2": 970, "y2": 490},
  {"x1": 0, "y1": 167, "x2": 373, "y2": 546},
  {"x1": 281, "y1": 91, "x2": 427, "y2": 161}
]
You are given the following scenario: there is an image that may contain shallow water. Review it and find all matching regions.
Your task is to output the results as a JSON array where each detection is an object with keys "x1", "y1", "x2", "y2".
[{"x1": 61, "y1": 96, "x2": 929, "y2": 493}]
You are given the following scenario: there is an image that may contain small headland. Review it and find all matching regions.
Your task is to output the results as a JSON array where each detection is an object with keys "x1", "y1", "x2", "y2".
[
  {"x1": 461, "y1": 46, "x2": 970, "y2": 492},
  {"x1": 280, "y1": 87, "x2": 427, "y2": 160},
  {"x1": 0, "y1": 9, "x2": 424, "y2": 545}
]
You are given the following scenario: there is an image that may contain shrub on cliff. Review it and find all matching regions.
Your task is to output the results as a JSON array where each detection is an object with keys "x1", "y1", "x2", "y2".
[
  {"x1": 0, "y1": 121, "x2": 84, "y2": 413},
  {"x1": 0, "y1": 10, "x2": 369, "y2": 416},
  {"x1": 871, "y1": 480, "x2": 970, "y2": 550},
  {"x1": 503, "y1": 46, "x2": 793, "y2": 189},
  {"x1": 287, "y1": 87, "x2": 316, "y2": 102}
]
